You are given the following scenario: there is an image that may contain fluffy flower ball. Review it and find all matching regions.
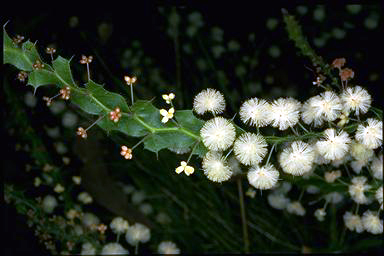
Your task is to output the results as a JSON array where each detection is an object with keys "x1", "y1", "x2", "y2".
[
  {"x1": 362, "y1": 211, "x2": 383, "y2": 235},
  {"x1": 286, "y1": 201, "x2": 306, "y2": 216},
  {"x1": 341, "y1": 86, "x2": 371, "y2": 116},
  {"x1": 42, "y1": 195, "x2": 58, "y2": 214},
  {"x1": 200, "y1": 117, "x2": 236, "y2": 151},
  {"x1": 239, "y1": 97, "x2": 271, "y2": 127},
  {"x1": 193, "y1": 88, "x2": 226, "y2": 115},
  {"x1": 157, "y1": 241, "x2": 180, "y2": 254},
  {"x1": 267, "y1": 193, "x2": 290, "y2": 210},
  {"x1": 371, "y1": 155, "x2": 383, "y2": 180},
  {"x1": 247, "y1": 164, "x2": 279, "y2": 190},
  {"x1": 110, "y1": 217, "x2": 129, "y2": 234},
  {"x1": 355, "y1": 118, "x2": 382, "y2": 149},
  {"x1": 233, "y1": 132, "x2": 268, "y2": 166},
  {"x1": 348, "y1": 176, "x2": 371, "y2": 204},
  {"x1": 279, "y1": 141, "x2": 315, "y2": 176},
  {"x1": 125, "y1": 223, "x2": 151, "y2": 246},
  {"x1": 101, "y1": 243, "x2": 129, "y2": 255},
  {"x1": 202, "y1": 151, "x2": 233, "y2": 183},
  {"x1": 343, "y1": 212, "x2": 364, "y2": 233},
  {"x1": 316, "y1": 128, "x2": 351, "y2": 161},
  {"x1": 267, "y1": 98, "x2": 301, "y2": 130}
]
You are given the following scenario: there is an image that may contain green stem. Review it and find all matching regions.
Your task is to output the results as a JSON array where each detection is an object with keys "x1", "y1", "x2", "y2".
[{"x1": 237, "y1": 179, "x2": 250, "y2": 253}]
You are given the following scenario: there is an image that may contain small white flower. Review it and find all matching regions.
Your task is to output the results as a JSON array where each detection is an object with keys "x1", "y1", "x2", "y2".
[
  {"x1": 247, "y1": 164, "x2": 279, "y2": 190},
  {"x1": 314, "y1": 208, "x2": 326, "y2": 221},
  {"x1": 175, "y1": 161, "x2": 194, "y2": 176},
  {"x1": 348, "y1": 176, "x2": 371, "y2": 204},
  {"x1": 200, "y1": 117, "x2": 236, "y2": 151},
  {"x1": 267, "y1": 193, "x2": 290, "y2": 210},
  {"x1": 286, "y1": 201, "x2": 306, "y2": 216},
  {"x1": 341, "y1": 86, "x2": 371, "y2": 116},
  {"x1": 34, "y1": 177, "x2": 42, "y2": 187},
  {"x1": 81, "y1": 242, "x2": 96, "y2": 255},
  {"x1": 279, "y1": 141, "x2": 315, "y2": 176},
  {"x1": 110, "y1": 217, "x2": 129, "y2": 234},
  {"x1": 233, "y1": 132, "x2": 268, "y2": 166},
  {"x1": 343, "y1": 211, "x2": 364, "y2": 233},
  {"x1": 202, "y1": 151, "x2": 233, "y2": 183},
  {"x1": 362, "y1": 210, "x2": 383, "y2": 234},
  {"x1": 325, "y1": 192, "x2": 344, "y2": 204},
  {"x1": 131, "y1": 191, "x2": 146, "y2": 205},
  {"x1": 125, "y1": 223, "x2": 151, "y2": 246},
  {"x1": 324, "y1": 170, "x2": 342, "y2": 183},
  {"x1": 302, "y1": 91, "x2": 342, "y2": 126},
  {"x1": 193, "y1": 88, "x2": 226, "y2": 115},
  {"x1": 54, "y1": 183, "x2": 65, "y2": 193},
  {"x1": 162, "y1": 93, "x2": 175, "y2": 104},
  {"x1": 139, "y1": 203, "x2": 153, "y2": 215},
  {"x1": 72, "y1": 176, "x2": 81, "y2": 185},
  {"x1": 316, "y1": 128, "x2": 351, "y2": 161},
  {"x1": 239, "y1": 98, "x2": 271, "y2": 127},
  {"x1": 101, "y1": 243, "x2": 129, "y2": 255},
  {"x1": 160, "y1": 107, "x2": 175, "y2": 123},
  {"x1": 268, "y1": 98, "x2": 301, "y2": 130},
  {"x1": 351, "y1": 160, "x2": 367, "y2": 174},
  {"x1": 24, "y1": 92, "x2": 37, "y2": 108},
  {"x1": 355, "y1": 118, "x2": 383, "y2": 149},
  {"x1": 42, "y1": 195, "x2": 58, "y2": 214},
  {"x1": 158, "y1": 241, "x2": 180, "y2": 254},
  {"x1": 77, "y1": 191, "x2": 93, "y2": 204},
  {"x1": 82, "y1": 213, "x2": 100, "y2": 228},
  {"x1": 350, "y1": 142, "x2": 374, "y2": 163},
  {"x1": 376, "y1": 186, "x2": 383, "y2": 210},
  {"x1": 62, "y1": 112, "x2": 78, "y2": 128},
  {"x1": 370, "y1": 155, "x2": 383, "y2": 180}
]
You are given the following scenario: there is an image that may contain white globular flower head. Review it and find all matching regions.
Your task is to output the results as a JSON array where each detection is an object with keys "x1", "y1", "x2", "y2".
[
  {"x1": 247, "y1": 164, "x2": 279, "y2": 190},
  {"x1": 316, "y1": 128, "x2": 351, "y2": 161},
  {"x1": 314, "y1": 208, "x2": 326, "y2": 222},
  {"x1": 350, "y1": 142, "x2": 374, "y2": 163},
  {"x1": 233, "y1": 132, "x2": 268, "y2": 166},
  {"x1": 82, "y1": 213, "x2": 100, "y2": 229},
  {"x1": 267, "y1": 192, "x2": 290, "y2": 210},
  {"x1": 101, "y1": 243, "x2": 129, "y2": 255},
  {"x1": 200, "y1": 117, "x2": 236, "y2": 151},
  {"x1": 157, "y1": 241, "x2": 181, "y2": 254},
  {"x1": 202, "y1": 151, "x2": 233, "y2": 183},
  {"x1": 42, "y1": 195, "x2": 58, "y2": 214},
  {"x1": 343, "y1": 211, "x2": 364, "y2": 233},
  {"x1": 81, "y1": 242, "x2": 96, "y2": 255},
  {"x1": 341, "y1": 85, "x2": 372, "y2": 116},
  {"x1": 239, "y1": 98, "x2": 271, "y2": 127},
  {"x1": 362, "y1": 210, "x2": 383, "y2": 234},
  {"x1": 376, "y1": 186, "x2": 383, "y2": 210},
  {"x1": 348, "y1": 176, "x2": 371, "y2": 204},
  {"x1": 110, "y1": 217, "x2": 129, "y2": 234},
  {"x1": 193, "y1": 88, "x2": 226, "y2": 115},
  {"x1": 370, "y1": 154, "x2": 383, "y2": 180},
  {"x1": 125, "y1": 223, "x2": 151, "y2": 246},
  {"x1": 355, "y1": 118, "x2": 383, "y2": 149},
  {"x1": 302, "y1": 91, "x2": 343, "y2": 126},
  {"x1": 268, "y1": 97, "x2": 301, "y2": 130},
  {"x1": 286, "y1": 201, "x2": 306, "y2": 216},
  {"x1": 279, "y1": 141, "x2": 315, "y2": 176}
]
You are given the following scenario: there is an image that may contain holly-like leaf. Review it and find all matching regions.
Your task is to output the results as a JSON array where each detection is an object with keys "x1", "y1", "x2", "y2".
[
  {"x1": 53, "y1": 56, "x2": 76, "y2": 86},
  {"x1": 27, "y1": 69, "x2": 61, "y2": 89}
]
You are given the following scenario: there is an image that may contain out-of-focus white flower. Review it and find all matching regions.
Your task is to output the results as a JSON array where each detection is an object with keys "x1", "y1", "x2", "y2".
[
  {"x1": 77, "y1": 191, "x2": 93, "y2": 204},
  {"x1": 122, "y1": 184, "x2": 135, "y2": 195},
  {"x1": 324, "y1": 170, "x2": 342, "y2": 183},
  {"x1": 233, "y1": 132, "x2": 268, "y2": 166},
  {"x1": 24, "y1": 92, "x2": 37, "y2": 107},
  {"x1": 316, "y1": 128, "x2": 351, "y2": 161},
  {"x1": 50, "y1": 101, "x2": 66, "y2": 114},
  {"x1": 348, "y1": 176, "x2": 371, "y2": 204},
  {"x1": 371, "y1": 155, "x2": 383, "y2": 180},
  {"x1": 341, "y1": 86, "x2": 371, "y2": 116},
  {"x1": 350, "y1": 142, "x2": 374, "y2": 162},
  {"x1": 139, "y1": 203, "x2": 153, "y2": 215},
  {"x1": 158, "y1": 241, "x2": 180, "y2": 254},
  {"x1": 351, "y1": 160, "x2": 367, "y2": 174},
  {"x1": 202, "y1": 151, "x2": 233, "y2": 183},
  {"x1": 62, "y1": 111, "x2": 78, "y2": 128},
  {"x1": 82, "y1": 213, "x2": 100, "y2": 229},
  {"x1": 42, "y1": 195, "x2": 58, "y2": 214},
  {"x1": 81, "y1": 242, "x2": 96, "y2": 255},
  {"x1": 193, "y1": 88, "x2": 226, "y2": 115},
  {"x1": 362, "y1": 210, "x2": 383, "y2": 234},
  {"x1": 101, "y1": 243, "x2": 129, "y2": 255},
  {"x1": 110, "y1": 217, "x2": 129, "y2": 234},
  {"x1": 247, "y1": 164, "x2": 279, "y2": 190},
  {"x1": 268, "y1": 98, "x2": 301, "y2": 130},
  {"x1": 228, "y1": 156, "x2": 242, "y2": 175},
  {"x1": 132, "y1": 191, "x2": 146, "y2": 205},
  {"x1": 287, "y1": 201, "x2": 306, "y2": 216},
  {"x1": 200, "y1": 117, "x2": 236, "y2": 151},
  {"x1": 306, "y1": 185, "x2": 320, "y2": 194},
  {"x1": 325, "y1": 192, "x2": 344, "y2": 204},
  {"x1": 267, "y1": 193, "x2": 290, "y2": 210},
  {"x1": 239, "y1": 98, "x2": 271, "y2": 127},
  {"x1": 125, "y1": 223, "x2": 151, "y2": 246},
  {"x1": 376, "y1": 186, "x2": 383, "y2": 210},
  {"x1": 156, "y1": 212, "x2": 171, "y2": 224},
  {"x1": 46, "y1": 126, "x2": 60, "y2": 138},
  {"x1": 355, "y1": 118, "x2": 382, "y2": 149},
  {"x1": 54, "y1": 183, "x2": 65, "y2": 193},
  {"x1": 314, "y1": 208, "x2": 326, "y2": 221},
  {"x1": 343, "y1": 211, "x2": 364, "y2": 233},
  {"x1": 279, "y1": 141, "x2": 315, "y2": 176}
]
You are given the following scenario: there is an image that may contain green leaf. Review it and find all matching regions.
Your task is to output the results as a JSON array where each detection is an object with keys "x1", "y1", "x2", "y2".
[
  {"x1": 27, "y1": 69, "x2": 61, "y2": 90},
  {"x1": 175, "y1": 110, "x2": 205, "y2": 133},
  {"x1": 144, "y1": 131, "x2": 196, "y2": 153},
  {"x1": 52, "y1": 56, "x2": 76, "y2": 86},
  {"x1": 98, "y1": 114, "x2": 149, "y2": 137},
  {"x1": 132, "y1": 100, "x2": 163, "y2": 128},
  {"x1": 86, "y1": 80, "x2": 130, "y2": 112}
]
